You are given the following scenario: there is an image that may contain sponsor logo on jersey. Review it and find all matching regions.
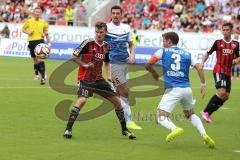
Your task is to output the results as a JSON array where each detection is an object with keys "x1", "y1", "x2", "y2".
[{"x1": 222, "y1": 49, "x2": 233, "y2": 55}]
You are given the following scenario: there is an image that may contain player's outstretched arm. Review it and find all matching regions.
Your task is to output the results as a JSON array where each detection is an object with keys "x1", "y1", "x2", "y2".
[
  {"x1": 22, "y1": 21, "x2": 33, "y2": 36},
  {"x1": 200, "y1": 52, "x2": 210, "y2": 69},
  {"x1": 104, "y1": 62, "x2": 112, "y2": 82},
  {"x1": 44, "y1": 32, "x2": 51, "y2": 46},
  {"x1": 128, "y1": 42, "x2": 135, "y2": 64},
  {"x1": 195, "y1": 63, "x2": 206, "y2": 99},
  {"x1": 71, "y1": 55, "x2": 94, "y2": 69},
  {"x1": 22, "y1": 29, "x2": 33, "y2": 35},
  {"x1": 145, "y1": 57, "x2": 159, "y2": 81}
]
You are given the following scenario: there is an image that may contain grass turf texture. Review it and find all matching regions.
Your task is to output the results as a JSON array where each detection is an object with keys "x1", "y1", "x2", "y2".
[{"x1": 0, "y1": 56, "x2": 239, "y2": 160}]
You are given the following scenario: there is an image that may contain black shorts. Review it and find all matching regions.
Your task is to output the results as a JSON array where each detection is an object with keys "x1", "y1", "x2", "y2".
[
  {"x1": 77, "y1": 80, "x2": 116, "y2": 98},
  {"x1": 28, "y1": 39, "x2": 45, "y2": 58},
  {"x1": 213, "y1": 73, "x2": 231, "y2": 93}
]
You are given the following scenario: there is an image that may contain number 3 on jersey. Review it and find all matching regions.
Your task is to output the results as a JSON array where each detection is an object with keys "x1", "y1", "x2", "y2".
[{"x1": 171, "y1": 54, "x2": 181, "y2": 71}]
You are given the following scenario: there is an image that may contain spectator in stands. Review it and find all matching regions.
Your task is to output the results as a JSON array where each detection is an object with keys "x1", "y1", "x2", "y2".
[
  {"x1": 0, "y1": 24, "x2": 10, "y2": 38},
  {"x1": 0, "y1": 0, "x2": 239, "y2": 32},
  {"x1": 49, "y1": 3, "x2": 59, "y2": 25},
  {"x1": 135, "y1": 0, "x2": 145, "y2": 13},
  {"x1": 132, "y1": 29, "x2": 140, "y2": 47},
  {"x1": 65, "y1": 4, "x2": 74, "y2": 26},
  {"x1": 74, "y1": 0, "x2": 87, "y2": 26},
  {"x1": 173, "y1": 1, "x2": 183, "y2": 17},
  {"x1": 195, "y1": 0, "x2": 206, "y2": 13},
  {"x1": 141, "y1": 12, "x2": 151, "y2": 30}
]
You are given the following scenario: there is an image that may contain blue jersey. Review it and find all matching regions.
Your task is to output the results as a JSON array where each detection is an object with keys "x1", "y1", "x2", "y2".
[
  {"x1": 105, "y1": 22, "x2": 133, "y2": 63},
  {"x1": 154, "y1": 46, "x2": 198, "y2": 88}
]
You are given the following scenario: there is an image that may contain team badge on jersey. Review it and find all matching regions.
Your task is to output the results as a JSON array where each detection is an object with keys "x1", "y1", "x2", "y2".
[{"x1": 231, "y1": 43, "x2": 236, "y2": 49}]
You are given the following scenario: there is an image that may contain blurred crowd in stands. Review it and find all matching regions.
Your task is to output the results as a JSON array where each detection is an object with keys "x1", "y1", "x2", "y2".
[
  {"x1": 0, "y1": 0, "x2": 87, "y2": 26},
  {"x1": 117, "y1": 0, "x2": 240, "y2": 33},
  {"x1": 0, "y1": 0, "x2": 239, "y2": 34}
]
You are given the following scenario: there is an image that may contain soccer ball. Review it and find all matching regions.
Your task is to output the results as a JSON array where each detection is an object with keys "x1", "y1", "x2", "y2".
[{"x1": 34, "y1": 43, "x2": 50, "y2": 58}]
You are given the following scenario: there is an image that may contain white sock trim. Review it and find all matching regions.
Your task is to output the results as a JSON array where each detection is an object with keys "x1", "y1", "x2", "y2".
[{"x1": 120, "y1": 96, "x2": 132, "y2": 122}]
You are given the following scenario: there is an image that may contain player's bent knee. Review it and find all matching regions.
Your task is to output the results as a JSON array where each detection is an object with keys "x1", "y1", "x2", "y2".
[
  {"x1": 156, "y1": 109, "x2": 170, "y2": 117},
  {"x1": 107, "y1": 96, "x2": 122, "y2": 110},
  {"x1": 156, "y1": 110, "x2": 170, "y2": 124},
  {"x1": 223, "y1": 94, "x2": 229, "y2": 101},
  {"x1": 217, "y1": 89, "x2": 227, "y2": 98},
  {"x1": 75, "y1": 97, "x2": 87, "y2": 108},
  {"x1": 117, "y1": 84, "x2": 129, "y2": 97},
  {"x1": 183, "y1": 109, "x2": 194, "y2": 119}
]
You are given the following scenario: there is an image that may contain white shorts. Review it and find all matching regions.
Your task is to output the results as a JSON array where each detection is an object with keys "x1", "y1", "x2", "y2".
[
  {"x1": 110, "y1": 64, "x2": 128, "y2": 86},
  {"x1": 158, "y1": 87, "x2": 196, "y2": 113}
]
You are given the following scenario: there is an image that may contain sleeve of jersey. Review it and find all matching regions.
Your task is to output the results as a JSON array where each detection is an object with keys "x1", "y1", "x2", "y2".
[
  {"x1": 190, "y1": 53, "x2": 198, "y2": 67},
  {"x1": 21, "y1": 20, "x2": 29, "y2": 31},
  {"x1": 72, "y1": 40, "x2": 88, "y2": 57},
  {"x1": 151, "y1": 48, "x2": 163, "y2": 63},
  {"x1": 127, "y1": 26, "x2": 133, "y2": 42},
  {"x1": 207, "y1": 41, "x2": 217, "y2": 55},
  {"x1": 43, "y1": 21, "x2": 49, "y2": 33},
  {"x1": 104, "y1": 45, "x2": 110, "y2": 62},
  {"x1": 104, "y1": 53, "x2": 110, "y2": 62},
  {"x1": 128, "y1": 31, "x2": 133, "y2": 42}
]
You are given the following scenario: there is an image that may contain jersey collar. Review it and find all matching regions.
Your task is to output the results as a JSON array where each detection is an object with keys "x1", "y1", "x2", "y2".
[
  {"x1": 222, "y1": 39, "x2": 233, "y2": 44},
  {"x1": 94, "y1": 38, "x2": 105, "y2": 47}
]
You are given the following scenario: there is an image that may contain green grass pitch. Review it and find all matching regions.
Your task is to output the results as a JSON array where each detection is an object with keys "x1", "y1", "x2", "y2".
[{"x1": 0, "y1": 56, "x2": 239, "y2": 160}]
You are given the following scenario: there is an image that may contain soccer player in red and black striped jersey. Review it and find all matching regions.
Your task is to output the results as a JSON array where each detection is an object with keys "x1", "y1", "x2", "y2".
[
  {"x1": 200, "y1": 22, "x2": 240, "y2": 123},
  {"x1": 63, "y1": 22, "x2": 136, "y2": 139}
]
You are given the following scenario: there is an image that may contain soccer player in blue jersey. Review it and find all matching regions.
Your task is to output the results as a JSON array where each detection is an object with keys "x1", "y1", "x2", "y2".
[
  {"x1": 145, "y1": 32, "x2": 215, "y2": 148},
  {"x1": 104, "y1": 5, "x2": 142, "y2": 130}
]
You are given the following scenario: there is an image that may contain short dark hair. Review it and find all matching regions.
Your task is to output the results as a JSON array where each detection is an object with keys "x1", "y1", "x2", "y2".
[
  {"x1": 162, "y1": 32, "x2": 179, "y2": 45},
  {"x1": 34, "y1": 7, "x2": 42, "y2": 11},
  {"x1": 111, "y1": 5, "x2": 122, "y2": 13},
  {"x1": 95, "y1": 21, "x2": 107, "y2": 31},
  {"x1": 222, "y1": 22, "x2": 233, "y2": 30}
]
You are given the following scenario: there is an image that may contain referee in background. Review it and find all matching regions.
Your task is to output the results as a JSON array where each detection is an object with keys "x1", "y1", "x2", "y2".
[{"x1": 22, "y1": 7, "x2": 51, "y2": 85}]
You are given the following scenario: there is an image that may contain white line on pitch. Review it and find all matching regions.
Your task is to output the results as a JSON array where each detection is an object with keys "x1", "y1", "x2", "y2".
[
  {"x1": 221, "y1": 107, "x2": 231, "y2": 110},
  {"x1": 233, "y1": 150, "x2": 240, "y2": 153}
]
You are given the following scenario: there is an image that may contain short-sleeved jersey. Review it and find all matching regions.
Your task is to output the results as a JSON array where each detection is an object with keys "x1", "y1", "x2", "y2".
[
  {"x1": 153, "y1": 46, "x2": 198, "y2": 89},
  {"x1": 105, "y1": 22, "x2": 133, "y2": 63},
  {"x1": 73, "y1": 38, "x2": 110, "y2": 81},
  {"x1": 207, "y1": 39, "x2": 239, "y2": 76},
  {"x1": 22, "y1": 18, "x2": 49, "y2": 41}
]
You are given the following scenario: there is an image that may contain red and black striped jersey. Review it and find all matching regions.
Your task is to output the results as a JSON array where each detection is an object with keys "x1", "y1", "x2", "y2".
[
  {"x1": 73, "y1": 38, "x2": 110, "y2": 81},
  {"x1": 207, "y1": 39, "x2": 239, "y2": 76}
]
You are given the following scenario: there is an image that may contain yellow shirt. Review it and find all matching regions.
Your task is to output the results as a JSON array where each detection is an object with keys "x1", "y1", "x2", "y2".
[
  {"x1": 22, "y1": 18, "x2": 49, "y2": 41},
  {"x1": 65, "y1": 8, "x2": 74, "y2": 21},
  {"x1": 133, "y1": 33, "x2": 138, "y2": 47}
]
